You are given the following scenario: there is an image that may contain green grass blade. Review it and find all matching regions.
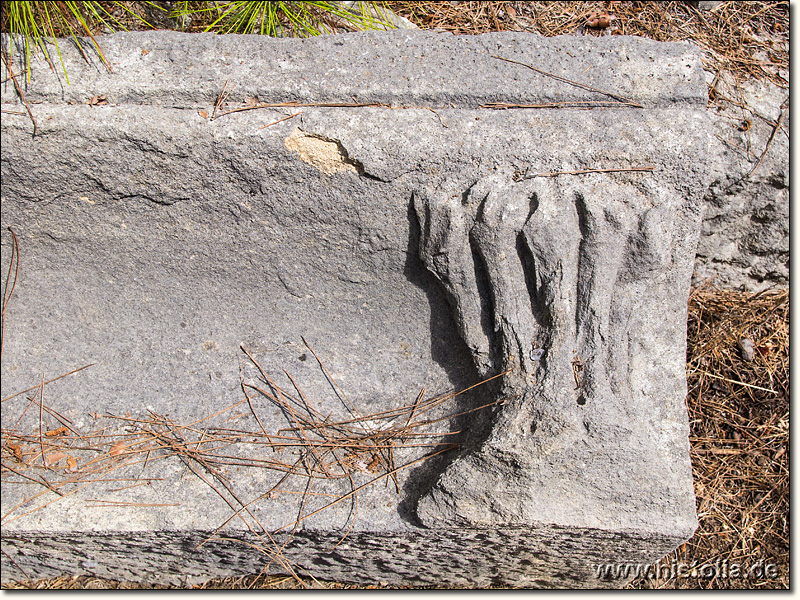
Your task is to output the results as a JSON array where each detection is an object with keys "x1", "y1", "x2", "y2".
[
  {"x1": 63, "y1": 2, "x2": 111, "y2": 71},
  {"x1": 57, "y1": 2, "x2": 93, "y2": 65},
  {"x1": 82, "y1": 2, "x2": 129, "y2": 33},
  {"x1": 23, "y1": 2, "x2": 54, "y2": 81},
  {"x1": 196, "y1": 2, "x2": 240, "y2": 33},
  {"x1": 245, "y1": 3, "x2": 264, "y2": 36},
  {"x1": 267, "y1": 3, "x2": 283, "y2": 36},
  {"x1": 282, "y1": 2, "x2": 320, "y2": 37},
  {"x1": 239, "y1": 1, "x2": 264, "y2": 35},
  {"x1": 225, "y1": 1, "x2": 248, "y2": 34},
  {"x1": 7, "y1": 3, "x2": 23, "y2": 79},
  {"x1": 119, "y1": 1, "x2": 163, "y2": 29},
  {"x1": 40, "y1": 1, "x2": 68, "y2": 84},
  {"x1": 159, "y1": 0, "x2": 396, "y2": 38}
]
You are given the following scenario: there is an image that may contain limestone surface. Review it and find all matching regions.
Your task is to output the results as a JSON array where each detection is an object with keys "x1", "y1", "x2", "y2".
[{"x1": 695, "y1": 76, "x2": 789, "y2": 292}]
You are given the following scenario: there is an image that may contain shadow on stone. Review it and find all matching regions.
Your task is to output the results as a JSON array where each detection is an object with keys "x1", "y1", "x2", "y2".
[{"x1": 396, "y1": 198, "x2": 500, "y2": 527}]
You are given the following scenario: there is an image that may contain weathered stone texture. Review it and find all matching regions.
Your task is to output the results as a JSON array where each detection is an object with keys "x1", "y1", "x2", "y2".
[
  {"x1": 695, "y1": 77, "x2": 789, "y2": 291},
  {"x1": 1, "y1": 30, "x2": 714, "y2": 587}
]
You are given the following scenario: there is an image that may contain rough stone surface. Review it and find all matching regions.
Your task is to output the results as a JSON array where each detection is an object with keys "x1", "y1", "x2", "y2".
[
  {"x1": 1, "y1": 30, "x2": 712, "y2": 587},
  {"x1": 2, "y1": 527, "x2": 683, "y2": 588},
  {"x1": 695, "y1": 75, "x2": 789, "y2": 292}
]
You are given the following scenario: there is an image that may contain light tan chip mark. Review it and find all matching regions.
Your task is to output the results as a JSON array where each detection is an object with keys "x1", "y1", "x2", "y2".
[{"x1": 284, "y1": 128, "x2": 358, "y2": 175}]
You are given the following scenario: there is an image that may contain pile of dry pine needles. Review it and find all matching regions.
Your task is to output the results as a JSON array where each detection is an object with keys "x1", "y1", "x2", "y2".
[{"x1": 2, "y1": 352, "x2": 505, "y2": 587}]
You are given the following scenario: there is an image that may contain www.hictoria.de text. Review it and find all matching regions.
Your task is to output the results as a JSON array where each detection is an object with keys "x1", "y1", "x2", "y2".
[{"x1": 594, "y1": 559, "x2": 780, "y2": 581}]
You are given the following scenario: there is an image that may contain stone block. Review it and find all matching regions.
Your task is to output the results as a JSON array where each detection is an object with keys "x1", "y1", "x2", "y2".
[
  {"x1": 1, "y1": 30, "x2": 714, "y2": 587},
  {"x1": 695, "y1": 76, "x2": 789, "y2": 291}
]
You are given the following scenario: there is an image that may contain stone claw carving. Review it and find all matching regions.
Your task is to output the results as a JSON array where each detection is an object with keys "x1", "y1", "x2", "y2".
[{"x1": 414, "y1": 173, "x2": 676, "y2": 453}]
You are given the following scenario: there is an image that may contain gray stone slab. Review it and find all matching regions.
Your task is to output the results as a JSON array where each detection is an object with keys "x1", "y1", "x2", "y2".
[
  {"x1": 695, "y1": 75, "x2": 789, "y2": 292},
  {"x1": 1, "y1": 30, "x2": 713, "y2": 587}
]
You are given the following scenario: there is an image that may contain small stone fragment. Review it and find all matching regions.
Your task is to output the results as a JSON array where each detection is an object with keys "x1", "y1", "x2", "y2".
[{"x1": 738, "y1": 338, "x2": 755, "y2": 362}]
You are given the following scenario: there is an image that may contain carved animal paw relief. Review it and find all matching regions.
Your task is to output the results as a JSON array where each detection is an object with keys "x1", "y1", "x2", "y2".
[{"x1": 414, "y1": 172, "x2": 677, "y2": 454}]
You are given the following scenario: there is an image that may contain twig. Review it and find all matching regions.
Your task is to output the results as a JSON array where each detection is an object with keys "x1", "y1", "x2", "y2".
[
  {"x1": 212, "y1": 101, "x2": 387, "y2": 121},
  {"x1": 693, "y1": 448, "x2": 744, "y2": 456},
  {"x1": 258, "y1": 111, "x2": 303, "y2": 130},
  {"x1": 2, "y1": 364, "x2": 95, "y2": 403},
  {"x1": 271, "y1": 374, "x2": 330, "y2": 478},
  {"x1": 277, "y1": 445, "x2": 456, "y2": 532},
  {"x1": 407, "y1": 397, "x2": 509, "y2": 429},
  {"x1": 2, "y1": 227, "x2": 20, "y2": 360},
  {"x1": 197, "y1": 462, "x2": 304, "y2": 550},
  {"x1": 327, "y1": 450, "x2": 358, "y2": 549},
  {"x1": 746, "y1": 98, "x2": 788, "y2": 178},
  {"x1": 714, "y1": 133, "x2": 759, "y2": 160},
  {"x1": 403, "y1": 389, "x2": 425, "y2": 442},
  {"x1": 83, "y1": 500, "x2": 181, "y2": 507},
  {"x1": 522, "y1": 166, "x2": 656, "y2": 179},
  {"x1": 281, "y1": 370, "x2": 330, "y2": 433},
  {"x1": 212, "y1": 78, "x2": 232, "y2": 120},
  {"x1": 1, "y1": 547, "x2": 29, "y2": 579},
  {"x1": 301, "y1": 337, "x2": 363, "y2": 422},
  {"x1": 240, "y1": 365, "x2": 268, "y2": 436},
  {"x1": 214, "y1": 537, "x2": 308, "y2": 589},
  {"x1": 409, "y1": 369, "x2": 511, "y2": 419},
  {"x1": 707, "y1": 68, "x2": 722, "y2": 106},
  {"x1": 0, "y1": 67, "x2": 23, "y2": 84},
  {"x1": 180, "y1": 456, "x2": 303, "y2": 585},
  {"x1": 2, "y1": 465, "x2": 64, "y2": 496},
  {"x1": 421, "y1": 106, "x2": 448, "y2": 127},
  {"x1": 0, "y1": 50, "x2": 37, "y2": 136},
  {"x1": 482, "y1": 101, "x2": 642, "y2": 109},
  {"x1": 1, "y1": 459, "x2": 139, "y2": 526},
  {"x1": 491, "y1": 54, "x2": 644, "y2": 108},
  {"x1": 692, "y1": 370, "x2": 777, "y2": 394},
  {"x1": 107, "y1": 480, "x2": 161, "y2": 493},
  {"x1": 37, "y1": 376, "x2": 45, "y2": 468}
]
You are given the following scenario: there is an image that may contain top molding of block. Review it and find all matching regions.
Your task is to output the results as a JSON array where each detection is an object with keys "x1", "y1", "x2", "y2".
[{"x1": 1, "y1": 30, "x2": 707, "y2": 109}]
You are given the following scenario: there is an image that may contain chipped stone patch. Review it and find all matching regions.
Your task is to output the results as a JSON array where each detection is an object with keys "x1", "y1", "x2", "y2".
[{"x1": 284, "y1": 128, "x2": 359, "y2": 175}]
